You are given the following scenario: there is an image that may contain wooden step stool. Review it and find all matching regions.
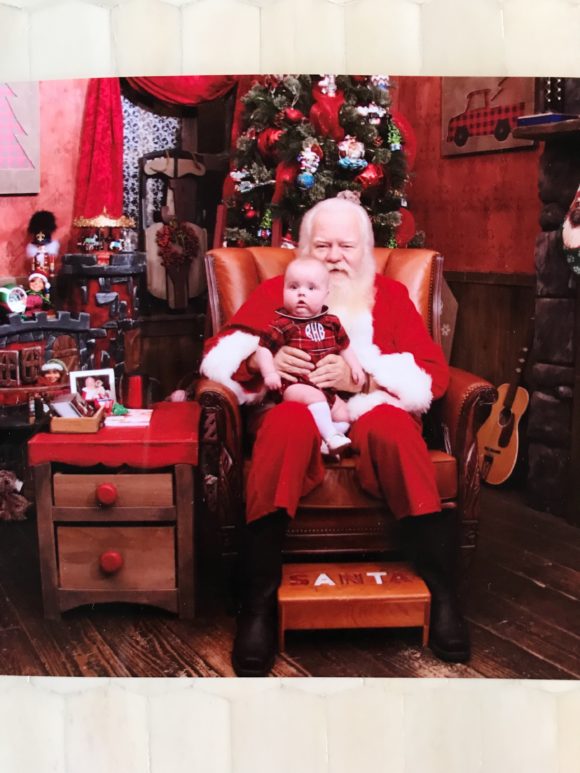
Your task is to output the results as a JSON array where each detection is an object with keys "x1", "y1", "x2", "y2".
[{"x1": 278, "y1": 561, "x2": 431, "y2": 651}]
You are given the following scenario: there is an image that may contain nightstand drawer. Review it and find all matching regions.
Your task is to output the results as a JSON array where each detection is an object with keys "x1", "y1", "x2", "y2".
[
  {"x1": 53, "y1": 473, "x2": 174, "y2": 508},
  {"x1": 57, "y1": 525, "x2": 176, "y2": 591}
]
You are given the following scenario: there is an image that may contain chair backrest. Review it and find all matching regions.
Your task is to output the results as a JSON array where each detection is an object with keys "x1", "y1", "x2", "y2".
[{"x1": 205, "y1": 246, "x2": 444, "y2": 346}]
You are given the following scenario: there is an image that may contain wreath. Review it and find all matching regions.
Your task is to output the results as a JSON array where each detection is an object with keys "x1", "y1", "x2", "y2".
[{"x1": 156, "y1": 219, "x2": 200, "y2": 269}]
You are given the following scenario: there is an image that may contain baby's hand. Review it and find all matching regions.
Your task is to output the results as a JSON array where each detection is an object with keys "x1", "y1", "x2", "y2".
[
  {"x1": 264, "y1": 372, "x2": 282, "y2": 390},
  {"x1": 351, "y1": 365, "x2": 366, "y2": 385},
  {"x1": 169, "y1": 389, "x2": 187, "y2": 402}
]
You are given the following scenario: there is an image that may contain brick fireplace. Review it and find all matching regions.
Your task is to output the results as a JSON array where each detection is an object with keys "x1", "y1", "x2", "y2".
[{"x1": 514, "y1": 79, "x2": 580, "y2": 522}]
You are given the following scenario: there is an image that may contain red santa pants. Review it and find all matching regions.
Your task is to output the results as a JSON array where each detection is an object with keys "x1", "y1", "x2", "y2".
[{"x1": 245, "y1": 401, "x2": 441, "y2": 523}]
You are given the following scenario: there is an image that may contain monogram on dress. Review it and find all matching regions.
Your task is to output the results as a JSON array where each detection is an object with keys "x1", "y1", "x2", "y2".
[{"x1": 305, "y1": 322, "x2": 325, "y2": 342}]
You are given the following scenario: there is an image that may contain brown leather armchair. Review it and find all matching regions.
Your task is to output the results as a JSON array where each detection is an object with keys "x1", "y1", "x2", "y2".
[{"x1": 195, "y1": 246, "x2": 496, "y2": 579}]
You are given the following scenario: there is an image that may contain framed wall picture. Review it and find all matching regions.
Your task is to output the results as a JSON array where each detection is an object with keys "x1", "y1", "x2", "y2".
[
  {"x1": 0, "y1": 81, "x2": 40, "y2": 194},
  {"x1": 441, "y1": 76, "x2": 536, "y2": 157}
]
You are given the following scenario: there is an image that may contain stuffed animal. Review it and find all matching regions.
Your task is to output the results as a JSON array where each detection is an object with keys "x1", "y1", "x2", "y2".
[{"x1": 0, "y1": 470, "x2": 29, "y2": 521}]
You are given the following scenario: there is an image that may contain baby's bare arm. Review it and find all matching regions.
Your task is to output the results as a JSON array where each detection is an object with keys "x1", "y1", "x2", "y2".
[
  {"x1": 255, "y1": 346, "x2": 282, "y2": 389},
  {"x1": 341, "y1": 344, "x2": 366, "y2": 384}
]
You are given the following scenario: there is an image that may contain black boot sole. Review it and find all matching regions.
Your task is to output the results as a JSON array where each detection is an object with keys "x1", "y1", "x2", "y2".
[
  {"x1": 232, "y1": 651, "x2": 276, "y2": 678},
  {"x1": 429, "y1": 639, "x2": 471, "y2": 664}
]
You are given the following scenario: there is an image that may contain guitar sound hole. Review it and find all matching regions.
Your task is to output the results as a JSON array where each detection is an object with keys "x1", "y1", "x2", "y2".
[{"x1": 499, "y1": 408, "x2": 513, "y2": 427}]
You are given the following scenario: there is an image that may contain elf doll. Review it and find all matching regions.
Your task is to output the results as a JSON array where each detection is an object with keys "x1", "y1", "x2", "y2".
[
  {"x1": 25, "y1": 270, "x2": 53, "y2": 314},
  {"x1": 38, "y1": 358, "x2": 68, "y2": 386}
]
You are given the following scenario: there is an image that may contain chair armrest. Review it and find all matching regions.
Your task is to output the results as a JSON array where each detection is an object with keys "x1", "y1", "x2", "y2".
[
  {"x1": 441, "y1": 367, "x2": 497, "y2": 458},
  {"x1": 440, "y1": 367, "x2": 497, "y2": 536},
  {"x1": 194, "y1": 378, "x2": 245, "y2": 553},
  {"x1": 194, "y1": 377, "x2": 242, "y2": 445}
]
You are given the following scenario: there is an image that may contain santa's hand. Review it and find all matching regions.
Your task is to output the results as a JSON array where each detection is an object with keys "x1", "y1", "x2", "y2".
[
  {"x1": 310, "y1": 354, "x2": 359, "y2": 392},
  {"x1": 272, "y1": 345, "x2": 314, "y2": 384}
]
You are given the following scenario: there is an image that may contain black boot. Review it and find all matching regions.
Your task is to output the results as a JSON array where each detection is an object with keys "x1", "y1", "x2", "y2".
[
  {"x1": 231, "y1": 510, "x2": 288, "y2": 677},
  {"x1": 401, "y1": 511, "x2": 470, "y2": 663}
]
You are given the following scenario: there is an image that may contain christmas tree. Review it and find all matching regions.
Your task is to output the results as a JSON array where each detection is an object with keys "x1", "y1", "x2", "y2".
[{"x1": 223, "y1": 75, "x2": 421, "y2": 249}]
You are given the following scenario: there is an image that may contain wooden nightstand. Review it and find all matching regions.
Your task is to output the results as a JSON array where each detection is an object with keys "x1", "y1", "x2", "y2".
[{"x1": 28, "y1": 402, "x2": 199, "y2": 620}]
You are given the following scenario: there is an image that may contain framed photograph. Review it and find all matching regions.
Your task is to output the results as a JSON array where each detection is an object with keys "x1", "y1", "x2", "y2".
[
  {"x1": 69, "y1": 367, "x2": 116, "y2": 403},
  {"x1": 441, "y1": 76, "x2": 536, "y2": 157}
]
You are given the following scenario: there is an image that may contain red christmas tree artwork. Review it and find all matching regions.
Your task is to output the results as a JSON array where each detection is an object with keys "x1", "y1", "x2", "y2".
[{"x1": 0, "y1": 83, "x2": 33, "y2": 170}]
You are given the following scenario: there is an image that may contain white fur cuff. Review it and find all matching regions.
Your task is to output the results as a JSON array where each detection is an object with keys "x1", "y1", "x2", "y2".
[
  {"x1": 369, "y1": 352, "x2": 433, "y2": 414},
  {"x1": 347, "y1": 390, "x2": 404, "y2": 422},
  {"x1": 200, "y1": 329, "x2": 266, "y2": 404}
]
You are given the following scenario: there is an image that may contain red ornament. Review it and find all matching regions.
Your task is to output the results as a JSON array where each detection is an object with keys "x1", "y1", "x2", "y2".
[
  {"x1": 309, "y1": 83, "x2": 345, "y2": 142},
  {"x1": 395, "y1": 208, "x2": 416, "y2": 247},
  {"x1": 356, "y1": 163, "x2": 384, "y2": 190},
  {"x1": 257, "y1": 128, "x2": 283, "y2": 160},
  {"x1": 242, "y1": 202, "x2": 258, "y2": 220},
  {"x1": 283, "y1": 107, "x2": 304, "y2": 123},
  {"x1": 272, "y1": 160, "x2": 299, "y2": 204}
]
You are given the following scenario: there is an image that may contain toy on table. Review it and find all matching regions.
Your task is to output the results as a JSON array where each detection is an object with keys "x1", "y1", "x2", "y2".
[
  {"x1": 25, "y1": 270, "x2": 53, "y2": 314},
  {"x1": 26, "y1": 211, "x2": 59, "y2": 276}
]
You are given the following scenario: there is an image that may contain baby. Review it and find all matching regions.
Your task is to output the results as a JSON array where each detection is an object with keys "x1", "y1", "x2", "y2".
[{"x1": 255, "y1": 257, "x2": 365, "y2": 453}]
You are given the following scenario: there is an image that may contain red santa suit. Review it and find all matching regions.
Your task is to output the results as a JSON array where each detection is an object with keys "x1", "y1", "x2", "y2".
[{"x1": 201, "y1": 274, "x2": 449, "y2": 523}]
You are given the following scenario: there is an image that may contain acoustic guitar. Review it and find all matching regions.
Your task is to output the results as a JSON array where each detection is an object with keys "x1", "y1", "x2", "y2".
[{"x1": 477, "y1": 322, "x2": 533, "y2": 485}]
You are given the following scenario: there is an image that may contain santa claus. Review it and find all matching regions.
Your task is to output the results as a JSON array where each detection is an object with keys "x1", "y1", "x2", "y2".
[{"x1": 201, "y1": 196, "x2": 469, "y2": 676}]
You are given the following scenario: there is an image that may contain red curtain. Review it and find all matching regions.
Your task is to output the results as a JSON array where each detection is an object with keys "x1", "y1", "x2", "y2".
[
  {"x1": 126, "y1": 76, "x2": 237, "y2": 106},
  {"x1": 73, "y1": 76, "x2": 248, "y2": 222},
  {"x1": 73, "y1": 78, "x2": 124, "y2": 220}
]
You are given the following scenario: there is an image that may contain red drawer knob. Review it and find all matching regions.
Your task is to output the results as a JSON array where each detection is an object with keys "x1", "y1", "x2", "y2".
[
  {"x1": 96, "y1": 482, "x2": 118, "y2": 506},
  {"x1": 99, "y1": 550, "x2": 124, "y2": 574}
]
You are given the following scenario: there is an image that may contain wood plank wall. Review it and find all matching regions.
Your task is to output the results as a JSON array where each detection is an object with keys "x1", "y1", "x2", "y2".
[
  {"x1": 139, "y1": 312, "x2": 205, "y2": 398},
  {"x1": 446, "y1": 271, "x2": 536, "y2": 389}
]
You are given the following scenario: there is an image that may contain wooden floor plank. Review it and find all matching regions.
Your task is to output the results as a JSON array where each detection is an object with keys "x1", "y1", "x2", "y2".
[
  {"x1": 481, "y1": 490, "x2": 580, "y2": 569},
  {"x1": 466, "y1": 623, "x2": 574, "y2": 680},
  {"x1": 0, "y1": 586, "x2": 22, "y2": 632},
  {"x1": 284, "y1": 627, "x2": 480, "y2": 678},
  {"x1": 477, "y1": 534, "x2": 580, "y2": 601},
  {"x1": 164, "y1": 615, "x2": 310, "y2": 678},
  {"x1": 467, "y1": 557, "x2": 580, "y2": 639},
  {"x1": 465, "y1": 584, "x2": 580, "y2": 677},
  {"x1": 90, "y1": 608, "x2": 220, "y2": 678},
  {"x1": 0, "y1": 628, "x2": 47, "y2": 676}
]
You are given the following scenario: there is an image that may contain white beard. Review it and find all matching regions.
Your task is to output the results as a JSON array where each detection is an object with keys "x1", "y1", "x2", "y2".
[{"x1": 327, "y1": 269, "x2": 375, "y2": 344}]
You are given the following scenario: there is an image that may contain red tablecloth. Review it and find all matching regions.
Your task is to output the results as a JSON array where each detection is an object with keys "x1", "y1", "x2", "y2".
[{"x1": 28, "y1": 402, "x2": 200, "y2": 468}]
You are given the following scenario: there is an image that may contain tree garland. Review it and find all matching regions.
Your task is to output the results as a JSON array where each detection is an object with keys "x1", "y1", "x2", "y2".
[{"x1": 155, "y1": 219, "x2": 200, "y2": 269}]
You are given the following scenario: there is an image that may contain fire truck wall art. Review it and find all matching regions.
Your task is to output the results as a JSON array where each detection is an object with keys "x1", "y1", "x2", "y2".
[{"x1": 441, "y1": 77, "x2": 535, "y2": 157}]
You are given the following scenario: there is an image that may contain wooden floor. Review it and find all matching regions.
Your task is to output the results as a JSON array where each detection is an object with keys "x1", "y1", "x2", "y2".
[{"x1": 0, "y1": 486, "x2": 578, "y2": 679}]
